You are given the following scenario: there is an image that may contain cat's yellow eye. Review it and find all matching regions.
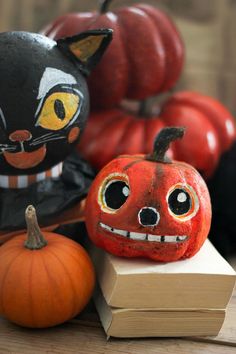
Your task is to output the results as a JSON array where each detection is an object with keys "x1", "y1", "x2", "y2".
[{"x1": 37, "y1": 92, "x2": 80, "y2": 130}]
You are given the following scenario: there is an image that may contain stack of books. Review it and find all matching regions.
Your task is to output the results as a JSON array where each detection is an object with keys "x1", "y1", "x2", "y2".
[{"x1": 89, "y1": 239, "x2": 236, "y2": 338}]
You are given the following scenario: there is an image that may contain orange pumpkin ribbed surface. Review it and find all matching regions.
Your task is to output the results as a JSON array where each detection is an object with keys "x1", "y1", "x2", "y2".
[{"x1": 0, "y1": 205, "x2": 95, "y2": 328}]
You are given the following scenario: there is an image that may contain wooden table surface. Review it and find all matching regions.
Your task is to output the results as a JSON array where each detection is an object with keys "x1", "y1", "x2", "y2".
[{"x1": 0, "y1": 258, "x2": 235, "y2": 354}]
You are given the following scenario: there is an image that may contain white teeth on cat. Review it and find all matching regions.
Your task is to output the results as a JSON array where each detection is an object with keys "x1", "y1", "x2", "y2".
[{"x1": 99, "y1": 223, "x2": 188, "y2": 243}]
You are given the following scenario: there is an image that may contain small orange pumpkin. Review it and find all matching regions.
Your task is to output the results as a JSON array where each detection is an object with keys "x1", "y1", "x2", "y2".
[{"x1": 0, "y1": 205, "x2": 95, "y2": 328}]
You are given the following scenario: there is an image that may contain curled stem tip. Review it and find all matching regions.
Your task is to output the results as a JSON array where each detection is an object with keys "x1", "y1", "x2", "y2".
[{"x1": 148, "y1": 126, "x2": 185, "y2": 163}]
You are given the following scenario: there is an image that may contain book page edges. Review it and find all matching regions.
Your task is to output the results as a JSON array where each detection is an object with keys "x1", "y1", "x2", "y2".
[
  {"x1": 91, "y1": 239, "x2": 236, "y2": 309},
  {"x1": 107, "y1": 273, "x2": 236, "y2": 309},
  {"x1": 94, "y1": 287, "x2": 226, "y2": 338},
  {"x1": 106, "y1": 310, "x2": 225, "y2": 337},
  {"x1": 96, "y1": 251, "x2": 119, "y2": 305}
]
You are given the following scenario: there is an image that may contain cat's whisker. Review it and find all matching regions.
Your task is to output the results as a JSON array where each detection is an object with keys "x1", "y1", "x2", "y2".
[
  {"x1": 30, "y1": 136, "x2": 66, "y2": 146},
  {"x1": 32, "y1": 135, "x2": 65, "y2": 143},
  {"x1": 0, "y1": 145, "x2": 17, "y2": 149},
  {"x1": 0, "y1": 147, "x2": 17, "y2": 152},
  {"x1": 31, "y1": 134, "x2": 61, "y2": 144},
  {"x1": 33, "y1": 132, "x2": 58, "y2": 142},
  {"x1": 36, "y1": 136, "x2": 66, "y2": 143},
  {"x1": 0, "y1": 144, "x2": 16, "y2": 147}
]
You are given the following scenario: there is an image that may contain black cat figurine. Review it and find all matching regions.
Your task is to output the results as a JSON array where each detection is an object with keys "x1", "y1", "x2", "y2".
[
  {"x1": 0, "y1": 30, "x2": 112, "y2": 180},
  {"x1": 0, "y1": 29, "x2": 112, "y2": 235}
]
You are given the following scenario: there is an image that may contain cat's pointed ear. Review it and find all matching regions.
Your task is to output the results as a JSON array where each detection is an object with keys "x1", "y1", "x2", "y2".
[{"x1": 56, "y1": 29, "x2": 113, "y2": 76}]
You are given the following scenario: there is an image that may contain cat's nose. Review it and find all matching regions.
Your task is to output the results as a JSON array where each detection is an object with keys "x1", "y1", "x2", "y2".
[{"x1": 9, "y1": 130, "x2": 32, "y2": 142}]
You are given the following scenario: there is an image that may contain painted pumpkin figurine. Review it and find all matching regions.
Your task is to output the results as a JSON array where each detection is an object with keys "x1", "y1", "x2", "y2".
[{"x1": 85, "y1": 127, "x2": 212, "y2": 262}]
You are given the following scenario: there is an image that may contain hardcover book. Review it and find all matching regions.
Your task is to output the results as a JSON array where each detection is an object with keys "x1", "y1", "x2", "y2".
[
  {"x1": 89, "y1": 239, "x2": 236, "y2": 309},
  {"x1": 94, "y1": 286, "x2": 226, "y2": 338}
]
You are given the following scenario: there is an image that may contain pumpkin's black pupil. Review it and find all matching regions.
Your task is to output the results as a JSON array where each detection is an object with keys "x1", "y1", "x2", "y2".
[
  {"x1": 104, "y1": 181, "x2": 129, "y2": 210},
  {"x1": 54, "y1": 99, "x2": 65, "y2": 120},
  {"x1": 168, "y1": 188, "x2": 191, "y2": 215}
]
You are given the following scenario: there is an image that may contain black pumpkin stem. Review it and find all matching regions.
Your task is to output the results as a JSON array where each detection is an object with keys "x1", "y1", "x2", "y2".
[
  {"x1": 100, "y1": 0, "x2": 113, "y2": 13},
  {"x1": 24, "y1": 205, "x2": 47, "y2": 250},
  {"x1": 148, "y1": 127, "x2": 185, "y2": 163}
]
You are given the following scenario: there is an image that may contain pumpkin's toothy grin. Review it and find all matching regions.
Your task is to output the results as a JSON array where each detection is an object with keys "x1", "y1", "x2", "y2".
[{"x1": 99, "y1": 223, "x2": 188, "y2": 243}]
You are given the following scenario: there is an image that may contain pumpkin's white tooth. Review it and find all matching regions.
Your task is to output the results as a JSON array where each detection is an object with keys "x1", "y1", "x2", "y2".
[
  {"x1": 177, "y1": 235, "x2": 187, "y2": 241},
  {"x1": 100, "y1": 222, "x2": 110, "y2": 231},
  {"x1": 147, "y1": 235, "x2": 162, "y2": 242},
  {"x1": 165, "y1": 236, "x2": 178, "y2": 242},
  {"x1": 129, "y1": 232, "x2": 146, "y2": 241},
  {"x1": 100, "y1": 223, "x2": 126, "y2": 237},
  {"x1": 114, "y1": 228, "x2": 127, "y2": 237},
  {"x1": 100, "y1": 223, "x2": 188, "y2": 243}
]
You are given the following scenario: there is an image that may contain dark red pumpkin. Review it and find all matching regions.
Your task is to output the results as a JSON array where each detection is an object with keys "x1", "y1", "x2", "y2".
[
  {"x1": 79, "y1": 91, "x2": 236, "y2": 178},
  {"x1": 161, "y1": 91, "x2": 236, "y2": 170},
  {"x1": 42, "y1": 1, "x2": 184, "y2": 109},
  {"x1": 85, "y1": 127, "x2": 211, "y2": 262}
]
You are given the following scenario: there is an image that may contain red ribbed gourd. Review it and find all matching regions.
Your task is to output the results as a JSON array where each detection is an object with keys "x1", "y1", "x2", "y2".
[
  {"x1": 79, "y1": 91, "x2": 236, "y2": 179},
  {"x1": 42, "y1": 0, "x2": 184, "y2": 109}
]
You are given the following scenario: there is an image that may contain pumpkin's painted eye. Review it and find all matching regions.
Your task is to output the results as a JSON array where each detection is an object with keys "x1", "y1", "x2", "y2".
[
  {"x1": 168, "y1": 189, "x2": 191, "y2": 215},
  {"x1": 167, "y1": 184, "x2": 199, "y2": 221},
  {"x1": 98, "y1": 174, "x2": 130, "y2": 213},
  {"x1": 36, "y1": 92, "x2": 80, "y2": 130}
]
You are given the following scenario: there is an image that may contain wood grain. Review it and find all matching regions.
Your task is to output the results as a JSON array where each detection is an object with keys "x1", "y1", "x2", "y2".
[{"x1": 0, "y1": 316, "x2": 236, "y2": 354}]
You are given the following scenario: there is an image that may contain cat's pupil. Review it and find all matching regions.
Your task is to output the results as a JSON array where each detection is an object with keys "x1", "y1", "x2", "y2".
[{"x1": 54, "y1": 99, "x2": 65, "y2": 120}]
